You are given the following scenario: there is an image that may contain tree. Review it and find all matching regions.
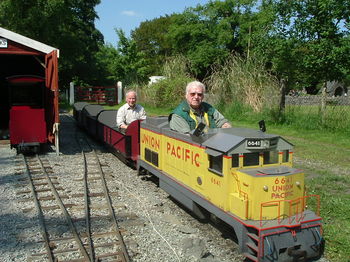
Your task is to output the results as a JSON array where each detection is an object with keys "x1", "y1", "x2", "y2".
[
  {"x1": 114, "y1": 29, "x2": 150, "y2": 85},
  {"x1": 166, "y1": 0, "x2": 257, "y2": 79},
  {"x1": 252, "y1": 0, "x2": 350, "y2": 92},
  {"x1": 131, "y1": 15, "x2": 177, "y2": 75}
]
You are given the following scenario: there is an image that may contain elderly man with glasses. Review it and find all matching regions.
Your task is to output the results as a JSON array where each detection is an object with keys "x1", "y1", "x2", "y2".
[{"x1": 169, "y1": 81, "x2": 231, "y2": 134}]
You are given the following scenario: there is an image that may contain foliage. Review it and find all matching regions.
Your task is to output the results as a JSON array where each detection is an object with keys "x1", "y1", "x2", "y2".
[
  {"x1": 142, "y1": 55, "x2": 193, "y2": 107},
  {"x1": 114, "y1": 29, "x2": 150, "y2": 85},
  {"x1": 0, "y1": 0, "x2": 104, "y2": 88},
  {"x1": 131, "y1": 14, "x2": 178, "y2": 75},
  {"x1": 253, "y1": 0, "x2": 350, "y2": 92},
  {"x1": 130, "y1": 0, "x2": 350, "y2": 92},
  {"x1": 94, "y1": 43, "x2": 121, "y2": 85},
  {"x1": 166, "y1": 0, "x2": 258, "y2": 79}
]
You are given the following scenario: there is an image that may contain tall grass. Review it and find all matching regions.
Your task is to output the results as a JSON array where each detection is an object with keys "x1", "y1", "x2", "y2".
[
  {"x1": 206, "y1": 55, "x2": 280, "y2": 113},
  {"x1": 204, "y1": 54, "x2": 350, "y2": 134},
  {"x1": 141, "y1": 55, "x2": 193, "y2": 108}
]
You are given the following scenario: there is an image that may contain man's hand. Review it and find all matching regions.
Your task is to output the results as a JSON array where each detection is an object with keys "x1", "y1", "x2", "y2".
[
  {"x1": 120, "y1": 124, "x2": 128, "y2": 129},
  {"x1": 222, "y1": 122, "x2": 232, "y2": 128}
]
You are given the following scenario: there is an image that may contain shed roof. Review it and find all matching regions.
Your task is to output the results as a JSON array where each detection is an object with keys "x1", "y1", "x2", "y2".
[{"x1": 0, "y1": 27, "x2": 59, "y2": 57}]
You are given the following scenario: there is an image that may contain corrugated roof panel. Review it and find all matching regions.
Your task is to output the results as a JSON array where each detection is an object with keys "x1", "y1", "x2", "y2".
[
  {"x1": 202, "y1": 132, "x2": 245, "y2": 153},
  {"x1": 0, "y1": 27, "x2": 59, "y2": 57}
]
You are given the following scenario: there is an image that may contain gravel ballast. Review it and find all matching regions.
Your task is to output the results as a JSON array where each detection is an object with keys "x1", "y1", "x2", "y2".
[
  {"x1": 0, "y1": 115, "x2": 242, "y2": 262},
  {"x1": 0, "y1": 114, "x2": 328, "y2": 262}
]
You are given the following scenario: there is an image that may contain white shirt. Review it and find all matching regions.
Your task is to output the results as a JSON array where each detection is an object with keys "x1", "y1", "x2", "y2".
[{"x1": 116, "y1": 103, "x2": 146, "y2": 127}]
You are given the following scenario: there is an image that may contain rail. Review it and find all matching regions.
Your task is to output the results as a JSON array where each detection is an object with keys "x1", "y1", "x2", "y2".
[{"x1": 76, "y1": 134, "x2": 130, "y2": 261}]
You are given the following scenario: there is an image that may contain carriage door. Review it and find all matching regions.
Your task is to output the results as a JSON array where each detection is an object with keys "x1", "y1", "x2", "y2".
[{"x1": 45, "y1": 50, "x2": 59, "y2": 153}]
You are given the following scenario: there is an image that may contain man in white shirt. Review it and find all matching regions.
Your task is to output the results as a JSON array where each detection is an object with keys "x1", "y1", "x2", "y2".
[{"x1": 116, "y1": 90, "x2": 146, "y2": 129}]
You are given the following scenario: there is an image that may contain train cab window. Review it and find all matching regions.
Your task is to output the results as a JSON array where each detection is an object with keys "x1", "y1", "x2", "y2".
[
  {"x1": 282, "y1": 150, "x2": 290, "y2": 163},
  {"x1": 243, "y1": 152, "x2": 259, "y2": 166},
  {"x1": 145, "y1": 148, "x2": 159, "y2": 167},
  {"x1": 209, "y1": 155, "x2": 223, "y2": 176},
  {"x1": 263, "y1": 151, "x2": 279, "y2": 165},
  {"x1": 232, "y1": 154, "x2": 239, "y2": 168},
  {"x1": 11, "y1": 84, "x2": 43, "y2": 106},
  {"x1": 8, "y1": 77, "x2": 45, "y2": 107}
]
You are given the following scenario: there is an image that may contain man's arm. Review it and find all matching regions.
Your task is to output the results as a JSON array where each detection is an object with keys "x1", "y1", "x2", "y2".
[
  {"x1": 116, "y1": 105, "x2": 126, "y2": 128},
  {"x1": 213, "y1": 109, "x2": 231, "y2": 128},
  {"x1": 138, "y1": 105, "x2": 147, "y2": 120},
  {"x1": 169, "y1": 114, "x2": 191, "y2": 133}
]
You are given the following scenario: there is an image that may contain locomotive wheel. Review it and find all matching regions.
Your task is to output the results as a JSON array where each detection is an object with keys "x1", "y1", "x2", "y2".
[{"x1": 287, "y1": 247, "x2": 307, "y2": 261}]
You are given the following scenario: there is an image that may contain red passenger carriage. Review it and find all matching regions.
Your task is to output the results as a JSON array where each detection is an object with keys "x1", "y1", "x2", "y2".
[{"x1": 0, "y1": 27, "x2": 59, "y2": 153}]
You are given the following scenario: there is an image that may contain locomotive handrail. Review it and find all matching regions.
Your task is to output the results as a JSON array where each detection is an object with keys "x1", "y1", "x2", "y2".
[
  {"x1": 231, "y1": 171, "x2": 249, "y2": 219},
  {"x1": 260, "y1": 194, "x2": 320, "y2": 227}
]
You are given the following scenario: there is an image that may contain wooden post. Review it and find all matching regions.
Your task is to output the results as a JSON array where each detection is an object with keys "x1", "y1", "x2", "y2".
[
  {"x1": 117, "y1": 81, "x2": 122, "y2": 104},
  {"x1": 279, "y1": 78, "x2": 286, "y2": 114},
  {"x1": 69, "y1": 82, "x2": 74, "y2": 105},
  {"x1": 321, "y1": 82, "x2": 327, "y2": 125}
]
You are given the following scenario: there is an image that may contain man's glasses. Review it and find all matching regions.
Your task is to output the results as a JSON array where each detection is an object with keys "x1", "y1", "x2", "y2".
[{"x1": 189, "y1": 92, "x2": 203, "y2": 97}]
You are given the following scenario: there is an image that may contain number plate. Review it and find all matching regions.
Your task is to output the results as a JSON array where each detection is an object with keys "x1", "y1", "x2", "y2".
[
  {"x1": 0, "y1": 38, "x2": 7, "y2": 48},
  {"x1": 246, "y1": 139, "x2": 261, "y2": 148}
]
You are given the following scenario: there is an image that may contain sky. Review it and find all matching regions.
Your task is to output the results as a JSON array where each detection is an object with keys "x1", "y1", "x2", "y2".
[{"x1": 95, "y1": 0, "x2": 212, "y2": 46}]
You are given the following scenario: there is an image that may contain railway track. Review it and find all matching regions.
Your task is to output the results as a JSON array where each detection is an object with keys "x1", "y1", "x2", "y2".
[{"x1": 15, "y1": 134, "x2": 133, "y2": 262}]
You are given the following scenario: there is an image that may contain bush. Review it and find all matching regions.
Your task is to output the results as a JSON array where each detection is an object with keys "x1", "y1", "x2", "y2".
[{"x1": 141, "y1": 55, "x2": 193, "y2": 108}]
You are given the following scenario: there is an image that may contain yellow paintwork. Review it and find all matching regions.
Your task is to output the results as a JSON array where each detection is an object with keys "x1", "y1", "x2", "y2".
[
  {"x1": 140, "y1": 127, "x2": 305, "y2": 221},
  {"x1": 231, "y1": 169, "x2": 305, "y2": 220}
]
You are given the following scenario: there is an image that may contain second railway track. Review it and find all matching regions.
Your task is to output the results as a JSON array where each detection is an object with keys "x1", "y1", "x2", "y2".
[{"x1": 15, "y1": 133, "x2": 137, "y2": 262}]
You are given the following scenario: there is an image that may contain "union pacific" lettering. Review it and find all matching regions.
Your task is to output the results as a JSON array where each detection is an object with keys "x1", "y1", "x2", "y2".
[
  {"x1": 166, "y1": 142, "x2": 200, "y2": 167},
  {"x1": 141, "y1": 134, "x2": 160, "y2": 150}
]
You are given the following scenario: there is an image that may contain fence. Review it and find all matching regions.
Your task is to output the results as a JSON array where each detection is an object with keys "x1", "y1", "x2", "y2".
[
  {"x1": 281, "y1": 94, "x2": 350, "y2": 132},
  {"x1": 74, "y1": 86, "x2": 118, "y2": 105}
]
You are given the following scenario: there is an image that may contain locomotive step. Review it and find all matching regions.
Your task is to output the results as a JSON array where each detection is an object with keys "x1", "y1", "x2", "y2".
[{"x1": 243, "y1": 252, "x2": 258, "y2": 262}]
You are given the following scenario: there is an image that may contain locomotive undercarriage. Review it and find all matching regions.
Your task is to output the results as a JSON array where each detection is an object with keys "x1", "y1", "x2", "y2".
[
  {"x1": 138, "y1": 159, "x2": 324, "y2": 262},
  {"x1": 14, "y1": 142, "x2": 41, "y2": 154},
  {"x1": 242, "y1": 221, "x2": 324, "y2": 262}
]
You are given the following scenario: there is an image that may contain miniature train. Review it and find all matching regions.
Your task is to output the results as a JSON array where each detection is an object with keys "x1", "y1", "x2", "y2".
[{"x1": 74, "y1": 102, "x2": 324, "y2": 262}]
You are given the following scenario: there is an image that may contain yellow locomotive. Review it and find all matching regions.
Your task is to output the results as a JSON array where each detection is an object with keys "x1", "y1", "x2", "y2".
[{"x1": 138, "y1": 117, "x2": 324, "y2": 262}]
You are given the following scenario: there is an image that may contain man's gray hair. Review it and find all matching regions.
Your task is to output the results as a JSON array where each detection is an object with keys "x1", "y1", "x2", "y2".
[
  {"x1": 186, "y1": 81, "x2": 206, "y2": 94},
  {"x1": 125, "y1": 90, "x2": 137, "y2": 98}
]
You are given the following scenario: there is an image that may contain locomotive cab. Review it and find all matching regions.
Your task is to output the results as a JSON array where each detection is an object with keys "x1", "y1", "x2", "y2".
[{"x1": 7, "y1": 75, "x2": 47, "y2": 153}]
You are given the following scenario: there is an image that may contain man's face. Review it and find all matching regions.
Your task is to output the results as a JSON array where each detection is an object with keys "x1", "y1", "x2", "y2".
[
  {"x1": 186, "y1": 86, "x2": 204, "y2": 109},
  {"x1": 126, "y1": 92, "x2": 137, "y2": 107}
]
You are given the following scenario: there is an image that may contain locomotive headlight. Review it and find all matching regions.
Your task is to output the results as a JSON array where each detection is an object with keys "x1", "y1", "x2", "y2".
[
  {"x1": 261, "y1": 140, "x2": 270, "y2": 149},
  {"x1": 296, "y1": 181, "x2": 301, "y2": 187},
  {"x1": 263, "y1": 185, "x2": 268, "y2": 192}
]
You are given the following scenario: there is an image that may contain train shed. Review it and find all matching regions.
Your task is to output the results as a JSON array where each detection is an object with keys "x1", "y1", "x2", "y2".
[{"x1": 0, "y1": 27, "x2": 60, "y2": 153}]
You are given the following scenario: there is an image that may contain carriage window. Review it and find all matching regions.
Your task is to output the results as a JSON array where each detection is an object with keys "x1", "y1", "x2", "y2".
[
  {"x1": 209, "y1": 155, "x2": 223, "y2": 175},
  {"x1": 282, "y1": 150, "x2": 290, "y2": 163},
  {"x1": 232, "y1": 154, "x2": 239, "y2": 168},
  {"x1": 11, "y1": 84, "x2": 43, "y2": 106},
  {"x1": 145, "y1": 148, "x2": 159, "y2": 167},
  {"x1": 243, "y1": 152, "x2": 259, "y2": 166},
  {"x1": 263, "y1": 151, "x2": 279, "y2": 164}
]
